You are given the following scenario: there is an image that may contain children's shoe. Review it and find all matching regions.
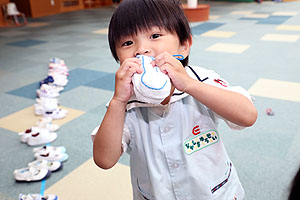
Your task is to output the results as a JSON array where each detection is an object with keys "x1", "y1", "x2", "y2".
[
  {"x1": 48, "y1": 68, "x2": 69, "y2": 77},
  {"x1": 36, "y1": 84, "x2": 60, "y2": 98},
  {"x1": 18, "y1": 127, "x2": 40, "y2": 143},
  {"x1": 28, "y1": 160, "x2": 62, "y2": 172},
  {"x1": 14, "y1": 167, "x2": 50, "y2": 182},
  {"x1": 26, "y1": 129, "x2": 57, "y2": 146},
  {"x1": 49, "y1": 57, "x2": 65, "y2": 65},
  {"x1": 19, "y1": 193, "x2": 58, "y2": 200},
  {"x1": 48, "y1": 74, "x2": 68, "y2": 87},
  {"x1": 39, "y1": 76, "x2": 54, "y2": 87},
  {"x1": 44, "y1": 108, "x2": 68, "y2": 120},
  {"x1": 35, "y1": 105, "x2": 67, "y2": 120},
  {"x1": 34, "y1": 151, "x2": 69, "y2": 162},
  {"x1": 34, "y1": 100, "x2": 58, "y2": 114},
  {"x1": 35, "y1": 117, "x2": 60, "y2": 132},
  {"x1": 36, "y1": 97, "x2": 59, "y2": 107},
  {"x1": 33, "y1": 145, "x2": 66, "y2": 154},
  {"x1": 19, "y1": 193, "x2": 42, "y2": 200}
]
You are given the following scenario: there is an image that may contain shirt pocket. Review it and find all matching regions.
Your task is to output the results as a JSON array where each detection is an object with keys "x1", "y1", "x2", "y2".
[
  {"x1": 210, "y1": 162, "x2": 238, "y2": 199},
  {"x1": 137, "y1": 179, "x2": 154, "y2": 200}
]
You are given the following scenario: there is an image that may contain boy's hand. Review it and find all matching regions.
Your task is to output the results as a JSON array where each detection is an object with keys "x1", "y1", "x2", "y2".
[
  {"x1": 113, "y1": 58, "x2": 142, "y2": 104},
  {"x1": 154, "y1": 52, "x2": 193, "y2": 92}
]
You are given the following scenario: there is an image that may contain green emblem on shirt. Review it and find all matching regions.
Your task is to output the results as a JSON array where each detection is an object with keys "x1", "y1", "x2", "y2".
[{"x1": 183, "y1": 130, "x2": 219, "y2": 155}]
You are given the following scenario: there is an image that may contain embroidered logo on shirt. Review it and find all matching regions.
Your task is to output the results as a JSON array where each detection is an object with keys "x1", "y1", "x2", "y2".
[
  {"x1": 192, "y1": 125, "x2": 201, "y2": 135},
  {"x1": 183, "y1": 130, "x2": 219, "y2": 155},
  {"x1": 214, "y1": 79, "x2": 228, "y2": 87}
]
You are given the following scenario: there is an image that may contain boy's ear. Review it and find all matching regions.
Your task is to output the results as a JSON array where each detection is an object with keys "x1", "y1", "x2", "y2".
[{"x1": 180, "y1": 35, "x2": 193, "y2": 58}]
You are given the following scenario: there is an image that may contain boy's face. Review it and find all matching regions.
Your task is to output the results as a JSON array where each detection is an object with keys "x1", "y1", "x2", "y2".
[{"x1": 115, "y1": 26, "x2": 191, "y2": 64}]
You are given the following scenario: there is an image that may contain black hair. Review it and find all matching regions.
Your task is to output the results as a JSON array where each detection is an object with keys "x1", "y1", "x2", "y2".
[
  {"x1": 289, "y1": 166, "x2": 300, "y2": 200},
  {"x1": 108, "y1": 0, "x2": 191, "y2": 66}
]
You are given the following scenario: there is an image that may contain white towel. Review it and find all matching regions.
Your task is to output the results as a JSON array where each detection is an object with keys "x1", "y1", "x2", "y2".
[{"x1": 132, "y1": 55, "x2": 171, "y2": 104}]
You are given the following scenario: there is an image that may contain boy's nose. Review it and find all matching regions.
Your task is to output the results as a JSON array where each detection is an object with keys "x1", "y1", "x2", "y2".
[
  {"x1": 135, "y1": 50, "x2": 150, "y2": 57},
  {"x1": 135, "y1": 46, "x2": 151, "y2": 57}
]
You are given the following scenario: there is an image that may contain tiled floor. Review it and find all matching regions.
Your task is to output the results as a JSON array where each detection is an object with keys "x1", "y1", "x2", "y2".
[{"x1": 1, "y1": 1, "x2": 300, "y2": 200}]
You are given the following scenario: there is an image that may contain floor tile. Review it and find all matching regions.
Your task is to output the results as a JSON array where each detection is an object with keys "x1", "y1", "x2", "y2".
[
  {"x1": 84, "y1": 72, "x2": 115, "y2": 91},
  {"x1": 92, "y1": 28, "x2": 108, "y2": 35},
  {"x1": 59, "y1": 86, "x2": 113, "y2": 112},
  {"x1": 201, "y1": 30, "x2": 236, "y2": 38},
  {"x1": 257, "y1": 16, "x2": 291, "y2": 25},
  {"x1": 0, "y1": 93, "x2": 33, "y2": 118},
  {"x1": 248, "y1": 78, "x2": 300, "y2": 102},
  {"x1": 276, "y1": 25, "x2": 300, "y2": 31},
  {"x1": 0, "y1": 105, "x2": 85, "y2": 133},
  {"x1": 272, "y1": 11, "x2": 298, "y2": 16},
  {"x1": 230, "y1": 11, "x2": 253, "y2": 15},
  {"x1": 261, "y1": 34, "x2": 300, "y2": 42},
  {"x1": 191, "y1": 22, "x2": 225, "y2": 35},
  {"x1": 205, "y1": 42, "x2": 250, "y2": 53},
  {"x1": 6, "y1": 39, "x2": 47, "y2": 47},
  {"x1": 7, "y1": 82, "x2": 40, "y2": 100},
  {"x1": 244, "y1": 14, "x2": 269, "y2": 18},
  {"x1": 209, "y1": 15, "x2": 220, "y2": 20},
  {"x1": 45, "y1": 159, "x2": 132, "y2": 200},
  {"x1": 64, "y1": 68, "x2": 113, "y2": 92}
]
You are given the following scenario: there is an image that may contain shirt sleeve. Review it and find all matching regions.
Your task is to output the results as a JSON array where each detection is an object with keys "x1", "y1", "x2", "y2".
[
  {"x1": 192, "y1": 66, "x2": 254, "y2": 130},
  {"x1": 90, "y1": 124, "x2": 131, "y2": 154}
]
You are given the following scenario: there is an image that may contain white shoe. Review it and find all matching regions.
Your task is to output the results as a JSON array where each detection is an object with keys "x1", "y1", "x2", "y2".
[
  {"x1": 19, "y1": 193, "x2": 58, "y2": 200},
  {"x1": 35, "y1": 117, "x2": 60, "y2": 132},
  {"x1": 34, "y1": 151, "x2": 69, "y2": 162},
  {"x1": 34, "y1": 105, "x2": 67, "y2": 119},
  {"x1": 14, "y1": 167, "x2": 50, "y2": 182},
  {"x1": 27, "y1": 129, "x2": 57, "y2": 146},
  {"x1": 34, "y1": 101, "x2": 58, "y2": 114},
  {"x1": 48, "y1": 68, "x2": 69, "y2": 77},
  {"x1": 33, "y1": 145, "x2": 66, "y2": 154},
  {"x1": 49, "y1": 57, "x2": 66, "y2": 65},
  {"x1": 18, "y1": 127, "x2": 40, "y2": 143},
  {"x1": 49, "y1": 74, "x2": 68, "y2": 87},
  {"x1": 28, "y1": 159, "x2": 62, "y2": 172},
  {"x1": 36, "y1": 84, "x2": 60, "y2": 98},
  {"x1": 44, "y1": 108, "x2": 68, "y2": 119},
  {"x1": 36, "y1": 97, "x2": 59, "y2": 106}
]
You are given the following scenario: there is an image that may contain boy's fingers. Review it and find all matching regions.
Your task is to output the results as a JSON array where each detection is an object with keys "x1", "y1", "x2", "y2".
[{"x1": 155, "y1": 52, "x2": 179, "y2": 69}]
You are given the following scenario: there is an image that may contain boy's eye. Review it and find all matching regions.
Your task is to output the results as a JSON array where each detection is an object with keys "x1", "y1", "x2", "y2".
[
  {"x1": 151, "y1": 34, "x2": 161, "y2": 39},
  {"x1": 122, "y1": 41, "x2": 133, "y2": 46}
]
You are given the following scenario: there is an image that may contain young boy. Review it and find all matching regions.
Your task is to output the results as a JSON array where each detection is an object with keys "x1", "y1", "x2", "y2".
[{"x1": 92, "y1": 0, "x2": 258, "y2": 199}]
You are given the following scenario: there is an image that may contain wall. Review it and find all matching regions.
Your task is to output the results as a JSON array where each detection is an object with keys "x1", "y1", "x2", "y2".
[
  {"x1": 0, "y1": 0, "x2": 10, "y2": 26},
  {"x1": 29, "y1": 0, "x2": 60, "y2": 18}
]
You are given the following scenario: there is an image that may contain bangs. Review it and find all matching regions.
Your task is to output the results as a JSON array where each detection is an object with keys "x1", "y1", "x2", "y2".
[{"x1": 110, "y1": 0, "x2": 180, "y2": 42}]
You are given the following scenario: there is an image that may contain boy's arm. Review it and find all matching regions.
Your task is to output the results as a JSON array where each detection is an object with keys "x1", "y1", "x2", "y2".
[
  {"x1": 93, "y1": 98, "x2": 126, "y2": 169},
  {"x1": 184, "y1": 78, "x2": 257, "y2": 127},
  {"x1": 155, "y1": 53, "x2": 257, "y2": 127},
  {"x1": 93, "y1": 57, "x2": 142, "y2": 170}
]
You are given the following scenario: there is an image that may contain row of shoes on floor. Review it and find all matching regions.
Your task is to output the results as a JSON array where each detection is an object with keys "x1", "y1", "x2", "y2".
[
  {"x1": 14, "y1": 145, "x2": 68, "y2": 182},
  {"x1": 34, "y1": 57, "x2": 69, "y2": 120},
  {"x1": 16, "y1": 58, "x2": 69, "y2": 200},
  {"x1": 20, "y1": 58, "x2": 69, "y2": 146}
]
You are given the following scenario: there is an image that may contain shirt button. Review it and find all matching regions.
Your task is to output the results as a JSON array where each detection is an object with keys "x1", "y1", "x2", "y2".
[
  {"x1": 163, "y1": 126, "x2": 171, "y2": 133},
  {"x1": 172, "y1": 163, "x2": 179, "y2": 168}
]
